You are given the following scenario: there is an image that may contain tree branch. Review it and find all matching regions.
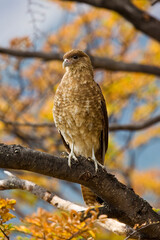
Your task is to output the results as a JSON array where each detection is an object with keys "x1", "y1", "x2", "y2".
[
  {"x1": 63, "y1": 0, "x2": 160, "y2": 42},
  {"x1": 151, "y1": 0, "x2": 160, "y2": 6},
  {"x1": 0, "y1": 47, "x2": 160, "y2": 76},
  {"x1": 0, "y1": 171, "x2": 135, "y2": 238},
  {"x1": 1, "y1": 114, "x2": 160, "y2": 132},
  {"x1": 91, "y1": 56, "x2": 160, "y2": 76},
  {"x1": 0, "y1": 171, "x2": 85, "y2": 212},
  {"x1": 0, "y1": 143, "x2": 160, "y2": 239},
  {"x1": 110, "y1": 114, "x2": 160, "y2": 131}
]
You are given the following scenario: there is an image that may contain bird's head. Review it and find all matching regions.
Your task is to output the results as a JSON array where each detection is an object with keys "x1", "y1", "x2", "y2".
[{"x1": 63, "y1": 49, "x2": 92, "y2": 71}]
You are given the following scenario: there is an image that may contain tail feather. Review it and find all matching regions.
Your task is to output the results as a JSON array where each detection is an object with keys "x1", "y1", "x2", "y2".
[{"x1": 81, "y1": 185, "x2": 100, "y2": 206}]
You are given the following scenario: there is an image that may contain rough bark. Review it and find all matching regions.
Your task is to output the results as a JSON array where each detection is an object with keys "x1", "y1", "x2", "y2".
[{"x1": 0, "y1": 143, "x2": 160, "y2": 239}]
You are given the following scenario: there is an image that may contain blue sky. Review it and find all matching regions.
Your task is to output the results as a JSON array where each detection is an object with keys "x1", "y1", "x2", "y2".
[{"x1": 0, "y1": 0, "x2": 64, "y2": 46}]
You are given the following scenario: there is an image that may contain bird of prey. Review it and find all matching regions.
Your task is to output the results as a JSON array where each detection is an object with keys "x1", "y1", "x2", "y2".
[{"x1": 53, "y1": 49, "x2": 108, "y2": 205}]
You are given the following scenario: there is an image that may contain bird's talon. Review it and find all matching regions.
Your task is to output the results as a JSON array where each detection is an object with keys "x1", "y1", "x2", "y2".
[
  {"x1": 95, "y1": 163, "x2": 98, "y2": 172},
  {"x1": 68, "y1": 157, "x2": 71, "y2": 168},
  {"x1": 92, "y1": 147, "x2": 105, "y2": 172},
  {"x1": 97, "y1": 161, "x2": 105, "y2": 169},
  {"x1": 67, "y1": 147, "x2": 78, "y2": 167},
  {"x1": 60, "y1": 151, "x2": 68, "y2": 158},
  {"x1": 73, "y1": 155, "x2": 78, "y2": 161}
]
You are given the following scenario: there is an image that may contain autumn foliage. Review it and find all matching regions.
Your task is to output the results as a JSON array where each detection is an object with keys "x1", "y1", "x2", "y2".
[{"x1": 0, "y1": 0, "x2": 160, "y2": 239}]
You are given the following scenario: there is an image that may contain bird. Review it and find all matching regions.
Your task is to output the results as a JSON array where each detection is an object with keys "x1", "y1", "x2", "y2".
[{"x1": 53, "y1": 49, "x2": 108, "y2": 205}]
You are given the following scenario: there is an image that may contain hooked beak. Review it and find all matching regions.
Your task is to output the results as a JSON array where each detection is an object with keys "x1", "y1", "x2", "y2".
[{"x1": 63, "y1": 58, "x2": 70, "y2": 68}]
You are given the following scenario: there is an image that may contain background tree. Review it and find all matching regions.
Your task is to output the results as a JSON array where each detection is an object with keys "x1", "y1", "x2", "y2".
[{"x1": 0, "y1": 0, "x2": 160, "y2": 239}]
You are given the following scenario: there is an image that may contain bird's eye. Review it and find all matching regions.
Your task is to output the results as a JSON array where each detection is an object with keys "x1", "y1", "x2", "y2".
[{"x1": 73, "y1": 55, "x2": 78, "y2": 59}]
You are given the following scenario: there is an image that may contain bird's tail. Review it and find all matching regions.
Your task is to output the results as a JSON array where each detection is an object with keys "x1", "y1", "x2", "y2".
[{"x1": 81, "y1": 185, "x2": 101, "y2": 206}]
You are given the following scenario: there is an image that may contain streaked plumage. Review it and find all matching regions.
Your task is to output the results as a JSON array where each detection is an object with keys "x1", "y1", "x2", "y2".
[{"x1": 53, "y1": 49, "x2": 108, "y2": 205}]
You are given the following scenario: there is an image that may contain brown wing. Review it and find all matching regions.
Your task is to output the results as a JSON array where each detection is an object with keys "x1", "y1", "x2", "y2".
[
  {"x1": 95, "y1": 85, "x2": 109, "y2": 165},
  {"x1": 101, "y1": 98, "x2": 109, "y2": 157},
  {"x1": 59, "y1": 131, "x2": 70, "y2": 153}
]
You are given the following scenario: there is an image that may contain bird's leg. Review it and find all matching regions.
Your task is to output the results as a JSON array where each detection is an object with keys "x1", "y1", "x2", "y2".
[
  {"x1": 68, "y1": 142, "x2": 78, "y2": 167},
  {"x1": 92, "y1": 147, "x2": 105, "y2": 172}
]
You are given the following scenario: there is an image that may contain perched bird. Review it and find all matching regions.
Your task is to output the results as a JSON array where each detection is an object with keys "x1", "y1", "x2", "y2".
[{"x1": 53, "y1": 49, "x2": 108, "y2": 205}]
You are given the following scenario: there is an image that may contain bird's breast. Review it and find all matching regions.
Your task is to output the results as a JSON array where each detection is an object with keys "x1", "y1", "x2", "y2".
[{"x1": 53, "y1": 81, "x2": 103, "y2": 157}]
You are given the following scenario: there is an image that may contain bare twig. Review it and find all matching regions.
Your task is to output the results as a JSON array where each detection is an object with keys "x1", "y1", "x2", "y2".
[
  {"x1": 27, "y1": 0, "x2": 46, "y2": 40},
  {"x1": 0, "y1": 226, "x2": 9, "y2": 240}
]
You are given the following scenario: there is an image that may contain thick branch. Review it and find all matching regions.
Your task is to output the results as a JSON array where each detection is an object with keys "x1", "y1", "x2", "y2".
[
  {"x1": 1, "y1": 114, "x2": 160, "y2": 132},
  {"x1": 63, "y1": 0, "x2": 160, "y2": 42},
  {"x1": 0, "y1": 143, "x2": 160, "y2": 239},
  {"x1": 0, "y1": 171, "x2": 134, "y2": 237},
  {"x1": 0, "y1": 47, "x2": 160, "y2": 76}
]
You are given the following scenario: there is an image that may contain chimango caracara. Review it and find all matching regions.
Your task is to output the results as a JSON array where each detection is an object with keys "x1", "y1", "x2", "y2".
[{"x1": 53, "y1": 49, "x2": 108, "y2": 206}]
